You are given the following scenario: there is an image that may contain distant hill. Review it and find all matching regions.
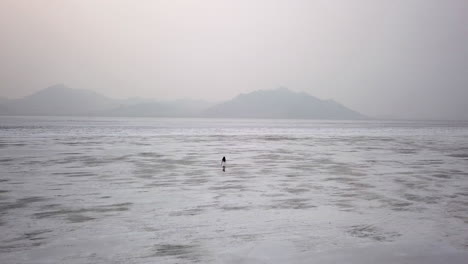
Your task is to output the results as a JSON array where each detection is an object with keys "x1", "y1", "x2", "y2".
[
  {"x1": 0, "y1": 84, "x2": 118, "y2": 116},
  {"x1": 98, "y1": 99, "x2": 214, "y2": 117},
  {"x1": 0, "y1": 85, "x2": 214, "y2": 117},
  {"x1": 203, "y1": 88, "x2": 365, "y2": 119}
]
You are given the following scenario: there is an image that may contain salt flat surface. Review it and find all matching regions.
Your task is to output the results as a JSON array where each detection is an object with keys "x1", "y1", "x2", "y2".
[{"x1": 1, "y1": 116, "x2": 467, "y2": 263}]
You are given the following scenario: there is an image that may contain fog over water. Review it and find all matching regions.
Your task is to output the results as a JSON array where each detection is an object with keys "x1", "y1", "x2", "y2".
[
  {"x1": 1, "y1": 0, "x2": 467, "y2": 120},
  {"x1": 1, "y1": 117, "x2": 467, "y2": 263}
]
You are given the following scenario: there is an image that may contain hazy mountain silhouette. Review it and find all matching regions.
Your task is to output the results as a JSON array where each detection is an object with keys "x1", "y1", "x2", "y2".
[
  {"x1": 98, "y1": 99, "x2": 214, "y2": 117},
  {"x1": 0, "y1": 85, "x2": 214, "y2": 117},
  {"x1": 0, "y1": 84, "x2": 118, "y2": 116},
  {"x1": 203, "y1": 87, "x2": 365, "y2": 119},
  {"x1": 0, "y1": 85, "x2": 364, "y2": 119}
]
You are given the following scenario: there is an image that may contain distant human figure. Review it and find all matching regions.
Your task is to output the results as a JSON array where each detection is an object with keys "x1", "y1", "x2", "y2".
[{"x1": 221, "y1": 156, "x2": 226, "y2": 172}]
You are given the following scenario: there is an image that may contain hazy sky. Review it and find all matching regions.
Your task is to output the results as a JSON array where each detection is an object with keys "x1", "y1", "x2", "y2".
[{"x1": 1, "y1": 0, "x2": 467, "y2": 119}]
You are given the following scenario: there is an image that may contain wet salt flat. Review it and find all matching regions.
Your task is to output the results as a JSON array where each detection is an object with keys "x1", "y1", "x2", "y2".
[{"x1": 1, "y1": 116, "x2": 468, "y2": 263}]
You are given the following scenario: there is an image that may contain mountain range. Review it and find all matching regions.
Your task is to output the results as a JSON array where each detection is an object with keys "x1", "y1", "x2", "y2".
[
  {"x1": 0, "y1": 85, "x2": 365, "y2": 119},
  {"x1": 204, "y1": 88, "x2": 364, "y2": 119}
]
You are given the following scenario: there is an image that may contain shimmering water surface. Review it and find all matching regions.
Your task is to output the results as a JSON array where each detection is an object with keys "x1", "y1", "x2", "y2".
[{"x1": 1, "y1": 116, "x2": 467, "y2": 263}]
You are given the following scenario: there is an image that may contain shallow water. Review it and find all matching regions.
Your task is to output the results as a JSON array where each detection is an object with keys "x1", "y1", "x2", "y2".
[{"x1": 1, "y1": 116, "x2": 468, "y2": 263}]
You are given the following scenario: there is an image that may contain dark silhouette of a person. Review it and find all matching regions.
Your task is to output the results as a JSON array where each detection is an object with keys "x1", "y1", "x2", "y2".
[{"x1": 221, "y1": 156, "x2": 226, "y2": 172}]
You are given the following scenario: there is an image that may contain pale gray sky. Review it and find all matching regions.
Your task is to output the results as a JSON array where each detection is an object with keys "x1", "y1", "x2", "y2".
[{"x1": 0, "y1": 0, "x2": 467, "y2": 119}]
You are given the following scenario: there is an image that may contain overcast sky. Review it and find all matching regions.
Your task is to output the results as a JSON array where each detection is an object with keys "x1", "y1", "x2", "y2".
[{"x1": 0, "y1": 0, "x2": 467, "y2": 119}]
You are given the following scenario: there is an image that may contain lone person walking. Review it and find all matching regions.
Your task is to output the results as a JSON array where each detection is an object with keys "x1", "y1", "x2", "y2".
[{"x1": 221, "y1": 156, "x2": 226, "y2": 172}]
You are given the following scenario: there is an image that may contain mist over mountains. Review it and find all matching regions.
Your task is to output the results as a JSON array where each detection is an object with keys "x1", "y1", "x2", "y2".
[
  {"x1": 0, "y1": 85, "x2": 365, "y2": 119},
  {"x1": 204, "y1": 88, "x2": 364, "y2": 119},
  {"x1": 1, "y1": 85, "x2": 117, "y2": 116}
]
